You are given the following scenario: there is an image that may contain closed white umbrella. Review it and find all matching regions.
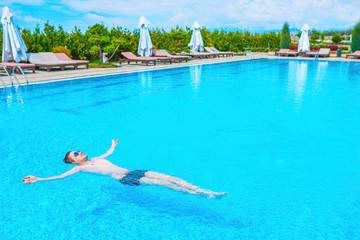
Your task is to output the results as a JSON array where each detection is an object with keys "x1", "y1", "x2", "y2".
[
  {"x1": 137, "y1": 16, "x2": 152, "y2": 57},
  {"x1": 298, "y1": 24, "x2": 311, "y2": 52},
  {"x1": 188, "y1": 21, "x2": 204, "y2": 52},
  {"x1": 1, "y1": 6, "x2": 28, "y2": 62}
]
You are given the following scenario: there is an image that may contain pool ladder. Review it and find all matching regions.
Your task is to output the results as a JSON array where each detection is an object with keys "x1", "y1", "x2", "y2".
[
  {"x1": 245, "y1": 51, "x2": 256, "y2": 60},
  {"x1": 0, "y1": 65, "x2": 29, "y2": 88},
  {"x1": 314, "y1": 52, "x2": 319, "y2": 61}
]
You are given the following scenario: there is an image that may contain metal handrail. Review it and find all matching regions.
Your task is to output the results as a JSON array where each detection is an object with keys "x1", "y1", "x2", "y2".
[
  {"x1": 16, "y1": 66, "x2": 29, "y2": 84},
  {"x1": 245, "y1": 51, "x2": 256, "y2": 59},
  {"x1": 11, "y1": 67, "x2": 21, "y2": 86},
  {"x1": 1, "y1": 66, "x2": 14, "y2": 86},
  {"x1": 314, "y1": 52, "x2": 319, "y2": 60},
  {"x1": 0, "y1": 74, "x2": 6, "y2": 88},
  {"x1": 0, "y1": 65, "x2": 29, "y2": 88}
]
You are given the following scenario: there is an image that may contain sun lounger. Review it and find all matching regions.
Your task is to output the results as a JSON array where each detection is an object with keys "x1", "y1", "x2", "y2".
[
  {"x1": 181, "y1": 50, "x2": 214, "y2": 59},
  {"x1": 305, "y1": 48, "x2": 330, "y2": 57},
  {"x1": 285, "y1": 51, "x2": 299, "y2": 57},
  {"x1": 119, "y1": 52, "x2": 172, "y2": 65},
  {"x1": 204, "y1": 47, "x2": 225, "y2": 57},
  {"x1": 119, "y1": 52, "x2": 157, "y2": 65},
  {"x1": 180, "y1": 51, "x2": 201, "y2": 59},
  {"x1": 1, "y1": 62, "x2": 36, "y2": 73},
  {"x1": 277, "y1": 49, "x2": 289, "y2": 56},
  {"x1": 277, "y1": 49, "x2": 299, "y2": 57},
  {"x1": 346, "y1": 51, "x2": 360, "y2": 59},
  {"x1": 29, "y1": 53, "x2": 78, "y2": 71},
  {"x1": 276, "y1": 49, "x2": 298, "y2": 57},
  {"x1": 39, "y1": 52, "x2": 81, "y2": 69},
  {"x1": 305, "y1": 51, "x2": 318, "y2": 57},
  {"x1": 54, "y1": 53, "x2": 89, "y2": 69},
  {"x1": 191, "y1": 49, "x2": 218, "y2": 58},
  {"x1": 209, "y1": 47, "x2": 234, "y2": 57},
  {"x1": 153, "y1": 49, "x2": 189, "y2": 62}
]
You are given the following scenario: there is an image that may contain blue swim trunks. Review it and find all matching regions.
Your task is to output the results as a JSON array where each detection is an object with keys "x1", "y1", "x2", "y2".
[{"x1": 119, "y1": 170, "x2": 147, "y2": 186}]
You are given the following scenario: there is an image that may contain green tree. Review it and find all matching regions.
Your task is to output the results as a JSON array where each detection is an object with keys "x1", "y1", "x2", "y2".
[
  {"x1": 351, "y1": 20, "x2": 360, "y2": 52},
  {"x1": 280, "y1": 22, "x2": 291, "y2": 49},
  {"x1": 85, "y1": 24, "x2": 110, "y2": 63},
  {"x1": 320, "y1": 32, "x2": 325, "y2": 42},
  {"x1": 331, "y1": 33, "x2": 342, "y2": 44},
  {"x1": 310, "y1": 28, "x2": 320, "y2": 43},
  {"x1": 105, "y1": 27, "x2": 126, "y2": 62},
  {"x1": 167, "y1": 26, "x2": 190, "y2": 52},
  {"x1": 67, "y1": 27, "x2": 87, "y2": 60},
  {"x1": 18, "y1": 22, "x2": 286, "y2": 63},
  {"x1": 200, "y1": 27, "x2": 212, "y2": 48},
  {"x1": 150, "y1": 27, "x2": 167, "y2": 50},
  {"x1": 55, "y1": 26, "x2": 69, "y2": 48},
  {"x1": 119, "y1": 28, "x2": 137, "y2": 54},
  {"x1": 227, "y1": 31, "x2": 242, "y2": 52},
  {"x1": 24, "y1": 25, "x2": 46, "y2": 52},
  {"x1": 53, "y1": 46, "x2": 72, "y2": 58},
  {"x1": 42, "y1": 22, "x2": 55, "y2": 50}
]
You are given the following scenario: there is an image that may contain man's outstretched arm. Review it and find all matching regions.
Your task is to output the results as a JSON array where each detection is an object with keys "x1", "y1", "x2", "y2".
[
  {"x1": 23, "y1": 166, "x2": 81, "y2": 184},
  {"x1": 91, "y1": 139, "x2": 119, "y2": 160}
]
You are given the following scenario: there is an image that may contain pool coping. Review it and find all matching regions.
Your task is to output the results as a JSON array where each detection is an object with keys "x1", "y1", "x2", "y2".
[
  {"x1": 1, "y1": 53, "x2": 359, "y2": 88},
  {"x1": 1, "y1": 56, "x2": 251, "y2": 88}
]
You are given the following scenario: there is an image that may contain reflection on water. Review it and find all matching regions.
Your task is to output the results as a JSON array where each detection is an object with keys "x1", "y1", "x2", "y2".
[
  {"x1": 314, "y1": 61, "x2": 328, "y2": 91},
  {"x1": 287, "y1": 61, "x2": 308, "y2": 107},
  {"x1": 139, "y1": 71, "x2": 152, "y2": 89},
  {"x1": 4, "y1": 86, "x2": 25, "y2": 109},
  {"x1": 190, "y1": 65, "x2": 202, "y2": 102},
  {"x1": 295, "y1": 61, "x2": 308, "y2": 104},
  {"x1": 89, "y1": 184, "x2": 251, "y2": 230},
  {"x1": 190, "y1": 65, "x2": 202, "y2": 90},
  {"x1": 347, "y1": 61, "x2": 360, "y2": 81}
]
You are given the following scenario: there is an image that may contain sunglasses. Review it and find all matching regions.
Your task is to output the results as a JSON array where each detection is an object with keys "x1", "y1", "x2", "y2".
[{"x1": 73, "y1": 151, "x2": 81, "y2": 157}]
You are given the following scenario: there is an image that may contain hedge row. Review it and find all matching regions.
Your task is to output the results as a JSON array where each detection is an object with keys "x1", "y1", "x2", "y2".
[
  {"x1": 1, "y1": 21, "x2": 359, "y2": 61},
  {"x1": 0, "y1": 22, "x2": 281, "y2": 61}
]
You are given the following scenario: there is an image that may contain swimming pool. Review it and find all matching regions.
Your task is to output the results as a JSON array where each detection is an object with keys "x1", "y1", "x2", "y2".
[{"x1": 1, "y1": 59, "x2": 360, "y2": 239}]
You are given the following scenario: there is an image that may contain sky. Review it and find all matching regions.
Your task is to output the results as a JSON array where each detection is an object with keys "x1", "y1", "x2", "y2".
[{"x1": 1, "y1": 0, "x2": 360, "y2": 33}]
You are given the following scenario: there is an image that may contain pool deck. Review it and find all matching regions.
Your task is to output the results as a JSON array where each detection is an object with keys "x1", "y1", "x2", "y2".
[{"x1": 1, "y1": 53, "x2": 359, "y2": 87}]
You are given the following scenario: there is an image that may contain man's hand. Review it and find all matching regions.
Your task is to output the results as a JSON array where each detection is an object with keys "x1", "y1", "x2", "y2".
[
  {"x1": 23, "y1": 175, "x2": 38, "y2": 184},
  {"x1": 112, "y1": 139, "x2": 119, "y2": 148}
]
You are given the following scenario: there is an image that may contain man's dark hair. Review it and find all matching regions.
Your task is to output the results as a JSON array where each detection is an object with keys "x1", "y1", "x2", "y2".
[{"x1": 63, "y1": 151, "x2": 74, "y2": 164}]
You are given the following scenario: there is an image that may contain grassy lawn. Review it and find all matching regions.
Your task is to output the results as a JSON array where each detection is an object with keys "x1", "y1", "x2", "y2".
[{"x1": 89, "y1": 60, "x2": 117, "y2": 68}]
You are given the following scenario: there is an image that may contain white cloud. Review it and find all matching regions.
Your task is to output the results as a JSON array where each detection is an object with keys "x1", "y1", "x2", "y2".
[
  {"x1": 10, "y1": 0, "x2": 360, "y2": 31},
  {"x1": 49, "y1": 5, "x2": 77, "y2": 15},
  {"x1": 85, "y1": 13, "x2": 105, "y2": 22},
  {"x1": 63, "y1": 0, "x2": 358, "y2": 30},
  {"x1": 168, "y1": 12, "x2": 187, "y2": 27},
  {"x1": 2, "y1": 0, "x2": 44, "y2": 5},
  {"x1": 217, "y1": 0, "x2": 360, "y2": 30},
  {"x1": 22, "y1": 15, "x2": 43, "y2": 23}
]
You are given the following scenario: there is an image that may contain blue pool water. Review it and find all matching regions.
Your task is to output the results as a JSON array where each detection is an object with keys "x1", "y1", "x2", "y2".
[{"x1": 1, "y1": 59, "x2": 360, "y2": 239}]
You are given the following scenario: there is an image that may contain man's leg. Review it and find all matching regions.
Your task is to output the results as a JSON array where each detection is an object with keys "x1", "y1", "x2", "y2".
[
  {"x1": 145, "y1": 171, "x2": 200, "y2": 191},
  {"x1": 143, "y1": 171, "x2": 226, "y2": 198},
  {"x1": 139, "y1": 177, "x2": 200, "y2": 195}
]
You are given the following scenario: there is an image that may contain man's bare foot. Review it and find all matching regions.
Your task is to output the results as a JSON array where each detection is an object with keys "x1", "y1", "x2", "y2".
[{"x1": 208, "y1": 192, "x2": 227, "y2": 199}]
